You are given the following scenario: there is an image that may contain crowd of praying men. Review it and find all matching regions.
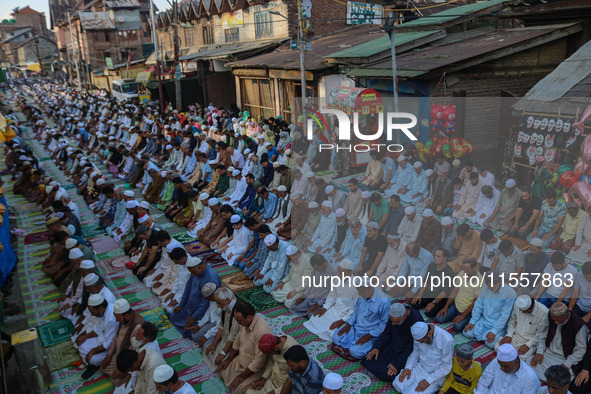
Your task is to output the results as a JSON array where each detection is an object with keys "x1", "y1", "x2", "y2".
[{"x1": 4, "y1": 78, "x2": 591, "y2": 394}]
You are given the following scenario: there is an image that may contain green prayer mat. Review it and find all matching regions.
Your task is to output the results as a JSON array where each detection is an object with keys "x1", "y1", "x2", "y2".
[
  {"x1": 140, "y1": 307, "x2": 173, "y2": 330},
  {"x1": 37, "y1": 319, "x2": 74, "y2": 347},
  {"x1": 236, "y1": 286, "x2": 281, "y2": 312},
  {"x1": 43, "y1": 340, "x2": 81, "y2": 372}
]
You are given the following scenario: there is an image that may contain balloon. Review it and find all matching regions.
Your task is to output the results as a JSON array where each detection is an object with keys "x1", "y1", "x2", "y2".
[
  {"x1": 560, "y1": 171, "x2": 579, "y2": 189},
  {"x1": 569, "y1": 181, "x2": 591, "y2": 212},
  {"x1": 442, "y1": 141, "x2": 451, "y2": 158},
  {"x1": 425, "y1": 139, "x2": 434, "y2": 151},
  {"x1": 557, "y1": 164, "x2": 573, "y2": 179},
  {"x1": 415, "y1": 141, "x2": 427, "y2": 163}
]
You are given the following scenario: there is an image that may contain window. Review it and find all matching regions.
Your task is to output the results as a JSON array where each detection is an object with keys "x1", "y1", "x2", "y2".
[
  {"x1": 202, "y1": 25, "x2": 213, "y2": 44},
  {"x1": 184, "y1": 28, "x2": 194, "y2": 46},
  {"x1": 93, "y1": 31, "x2": 110, "y2": 42},
  {"x1": 255, "y1": 11, "x2": 273, "y2": 38},
  {"x1": 118, "y1": 30, "x2": 138, "y2": 41},
  {"x1": 224, "y1": 27, "x2": 239, "y2": 43}
]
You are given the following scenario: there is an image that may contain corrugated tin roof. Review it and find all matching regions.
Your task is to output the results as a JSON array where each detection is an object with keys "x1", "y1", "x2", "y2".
[
  {"x1": 513, "y1": 38, "x2": 591, "y2": 114},
  {"x1": 105, "y1": 0, "x2": 141, "y2": 8},
  {"x1": 396, "y1": 0, "x2": 516, "y2": 31},
  {"x1": 179, "y1": 39, "x2": 284, "y2": 61},
  {"x1": 79, "y1": 12, "x2": 116, "y2": 30},
  {"x1": 325, "y1": 30, "x2": 442, "y2": 59},
  {"x1": 347, "y1": 68, "x2": 425, "y2": 78},
  {"x1": 361, "y1": 24, "x2": 580, "y2": 74},
  {"x1": 228, "y1": 25, "x2": 382, "y2": 70}
]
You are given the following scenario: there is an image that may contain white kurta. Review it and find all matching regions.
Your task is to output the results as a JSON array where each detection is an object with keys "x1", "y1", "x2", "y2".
[
  {"x1": 393, "y1": 325, "x2": 454, "y2": 394},
  {"x1": 223, "y1": 225, "x2": 251, "y2": 265},
  {"x1": 474, "y1": 359, "x2": 540, "y2": 394},
  {"x1": 77, "y1": 303, "x2": 119, "y2": 366},
  {"x1": 470, "y1": 189, "x2": 501, "y2": 226},
  {"x1": 375, "y1": 241, "x2": 407, "y2": 287},
  {"x1": 308, "y1": 212, "x2": 337, "y2": 253},
  {"x1": 495, "y1": 301, "x2": 548, "y2": 359},
  {"x1": 272, "y1": 253, "x2": 312, "y2": 306},
  {"x1": 568, "y1": 215, "x2": 591, "y2": 262},
  {"x1": 398, "y1": 216, "x2": 423, "y2": 245},
  {"x1": 303, "y1": 281, "x2": 358, "y2": 341},
  {"x1": 187, "y1": 206, "x2": 212, "y2": 238}
]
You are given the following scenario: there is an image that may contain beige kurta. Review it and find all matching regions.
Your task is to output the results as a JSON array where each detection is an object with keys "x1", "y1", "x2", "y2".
[
  {"x1": 102, "y1": 312, "x2": 145, "y2": 378},
  {"x1": 454, "y1": 181, "x2": 482, "y2": 219},
  {"x1": 272, "y1": 253, "x2": 312, "y2": 306},
  {"x1": 245, "y1": 336, "x2": 299, "y2": 394},
  {"x1": 219, "y1": 314, "x2": 272, "y2": 393},
  {"x1": 449, "y1": 230, "x2": 483, "y2": 272},
  {"x1": 203, "y1": 304, "x2": 241, "y2": 372}
]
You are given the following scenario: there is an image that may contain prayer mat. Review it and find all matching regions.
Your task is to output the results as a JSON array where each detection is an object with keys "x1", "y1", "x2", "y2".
[
  {"x1": 221, "y1": 270, "x2": 256, "y2": 293},
  {"x1": 24, "y1": 230, "x2": 49, "y2": 244},
  {"x1": 175, "y1": 232, "x2": 198, "y2": 244},
  {"x1": 330, "y1": 343, "x2": 360, "y2": 362},
  {"x1": 82, "y1": 226, "x2": 106, "y2": 238},
  {"x1": 88, "y1": 235, "x2": 121, "y2": 254},
  {"x1": 236, "y1": 286, "x2": 281, "y2": 312},
  {"x1": 213, "y1": 264, "x2": 242, "y2": 278},
  {"x1": 314, "y1": 170, "x2": 334, "y2": 176},
  {"x1": 49, "y1": 368, "x2": 113, "y2": 394},
  {"x1": 43, "y1": 340, "x2": 81, "y2": 372},
  {"x1": 37, "y1": 319, "x2": 74, "y2": 347},
  {"x1": 199, "y1": 250, "x2": 227, "y2": 268},
  {"x1": 140, "y1": 307, "x2": 173, "y2": 330},
  {"x1": 499, "y1": 234, "x2": 531, "y2": 251},
  {"x1": 183, "y1": 240, "x2": 210, "y2": 256}
]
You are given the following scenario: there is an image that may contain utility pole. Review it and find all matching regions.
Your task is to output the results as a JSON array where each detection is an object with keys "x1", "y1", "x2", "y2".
[
  {"x1": 67, "y1": 11, "x2": 82, "y2": 91},
  {"x1": 298, "y1": 0, "x2": 306, "y2": 106},
  {"x1": 149, "y1": 0, "x2": 165, "y2": 113},
  {"x1": 172, "y1": 0, "x2": 181, "y2": 110},
  {"x1": 385, "y1": 11, "x2": 400, "y2": 143}
]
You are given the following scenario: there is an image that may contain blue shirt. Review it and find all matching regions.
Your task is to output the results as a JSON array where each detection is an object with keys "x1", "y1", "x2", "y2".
[
  {"x1": 262, "y1": 192, "x2": 279, "y2": 220},
  {"x1": 289, "y1": 359, "x2": 325, "y2": 394},
  {"x1": 398, "y1": 248, "x2": 435, "y2": 293},
  {"x1": 382, "y1": 157, "x2": 396, "y2": 183}
]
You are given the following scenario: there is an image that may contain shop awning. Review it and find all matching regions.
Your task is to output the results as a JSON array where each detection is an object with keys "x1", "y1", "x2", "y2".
[
  {"x1": 136, "y1": 71, "x2": 151, "y2": 82},
  {"x1": 327, "y1": 87, "x2": 383, "y2": 115}
]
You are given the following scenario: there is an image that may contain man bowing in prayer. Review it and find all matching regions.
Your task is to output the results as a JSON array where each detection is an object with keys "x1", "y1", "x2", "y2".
[
  {"x1": 307, "y1": 201, "x2": 337, "y2": 255},
  {"x1": 362, "y1": 303, "x2": 423, "y2": 382},
  {"x1": 331, "y1": 277, "x2": 390, "y2": 360},
  {"x1": 474, "y1": 343, "x2": 540, "y2": 393},
  {"x1": 394, "y1": 321, "x2": 454, "y2": 394},
  {"x1": 170, "y1": 257, "x2": 221, "y2": 338},
  {"x1": 153, "y1": 364, "x2": 197, "y2": 394}
]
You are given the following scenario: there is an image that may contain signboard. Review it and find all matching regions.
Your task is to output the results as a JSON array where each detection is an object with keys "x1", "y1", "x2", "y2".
[
  {"x1": 222, "y1": 10, "x2": 243, "y2": 29},
  {"x1": 105, "y1": 57, "x2": 113, "y2": 67},
  {"x1": 347, "y1": 1, "x2": 384, "y2": 25}
]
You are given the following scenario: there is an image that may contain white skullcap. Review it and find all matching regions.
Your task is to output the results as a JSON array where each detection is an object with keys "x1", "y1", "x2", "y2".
[
  {"x1": 18, "y1": 155, "x2": 28, "y2": 160},
  {"x1": 45, "y1": 186, "x2": 54, "y2": 194},
  {"x1": 84, "y1": 273, "x2": 99, "y2": 285},
  {"x1": 264, "y1": 234, "x2": 278, "y2": 247},
  {"x1": 413, "y1": 161, "x2": 423, "y2": 169},
  {"x1": 199, "y1": 193, "x2": 209, "y2": 201},
  {"x1": 339, "y1": 259, "x2": 354, "y2": 270},
  {"x1": 530, "y1": 238, "x2": 543, "y2": 247},
  {"x1": 139, "y1": 201, "x2": 151, "y2": 210},
  {"x1": 65, "y1": 238, "x2": 77, "y2": 249},
  {"x1": 286, "y1": 245, "x2": 299, "y2": 256},
  {"x1": 165, "y1": 239, "x2": 182, "y2": 253},
  {"x1": 361, "y1": 191, "x2": 372, "y2": 199},
  {"x1": 201, "y1": 282, "x2": 217, "y2": 297},
  {"x1": 232, "y1": 170, "x2": 241, "y2": 177},
  {"x1": 441, "y1": 216, "x2": 453, "y2": 226},
  {"x1": 209, "y1": 197, "x2": 219, "y2": 206},
  {"x1": 113, "y1": 299, "x2": 131, "y2": 314},
  {"x1": 423, "y1": 209, "x2": 434, "y2": 217},
  {"x1": 138, "y1": 214, "x2": 149, "y2": 224},
  {"x1": 153, "y1": 364, "x2": 174, "y2": 383},
  {"x1": 69, "y1": 248, "x2": 84, "y2": 259},
  {"x1": 397, "y1": 155, "x2": 406, "y2": 162},
  {"x1": 497, "y1": 343, "x2": 519, "y2": 362},
  {"x1": 367, "y1": 221, "x2": 379, "y2": 230},
  {"x1": 186, "y1": 257, "x2": 202, "y2": 268},
  {"x1": 67, "y1": 224, "x2": 76, "y2": 234},
  {"x1": 285, "y1": 149, "x2": 292, "y2": 155},
  {"x1": 321, "y1": 201, "x2": 333, "y2": 209},
  {"x1": 387, "y1": 234, "x2": 401, "y2": 240},
  {"x1": 124, "y1": 191, "x2": 134, "y2": 197},
  {"x1": 505, "y1": 179, "x2": 516, "y2": 188},
  {"x1": 277, "y1": 185, "x2": 288, "y2": 192},
  {"x1": 160, "y1": 171, "x2": 167, "y2": 177},
  {"x1": 307, "y1": 172, "x2": 315, "y2": 178},
  {"x1": 264, "y1": 142, "x2": 272, "y2": 147},
  {"x1": 389, "y1": 302, "x2": 406, "y2": 317},
  {"x1": 230, "y1": 214, "x2": 241, "y2": 224},
  {"x1": 80, "y1": 260, "x2": 95, "y2": 269},
  {"x1": 126, "y1": 200, "x2": 139, "y2": 209},
  {"x1": 425, "y1": 169, "x2": 434, "y2": 177},
  {"x1": 308, "y1": 202, "x2": 318, "y2": 209},
  {"x1": 452, "y1": 159, "x2": 461, "y2": 166},
  {"x1": 405, "y1": 206, "x2": 415, "y2": 215},
  {"x1": 323, "y1": 373, "x2": 343, "y2": 390},
  {"x1": 516, "y1": 295, "x2": 533, "y2": 311},
  {"x1": 325, "y1": 185, "x2": 334, "y2": 194},
  {"x1": 165, "y1": 144, "x2": 172, "y2": 150},
  {"x1": 411, "y1": 321, "x2": 429, "y2": 340},
  {"x1": 88, "y1": 294, "x2": 104, "y2": 307},
  {"x1": 335, "y1": 208, "x2": 346, "y2": 217}
]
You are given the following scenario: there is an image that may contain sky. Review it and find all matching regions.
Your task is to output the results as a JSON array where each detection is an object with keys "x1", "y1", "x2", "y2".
[{"x1": 1, "y1": 0, "x2": 170, "y2": 29}]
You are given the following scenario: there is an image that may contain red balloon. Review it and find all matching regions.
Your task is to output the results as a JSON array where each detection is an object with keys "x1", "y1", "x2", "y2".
[{"x1": 560, "y1": 171, "x2": 579, "y2": 188}]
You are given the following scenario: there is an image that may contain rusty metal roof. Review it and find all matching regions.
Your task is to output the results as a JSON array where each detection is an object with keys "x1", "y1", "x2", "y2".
[
  {"x1": 228, "y1": 25, "x2": 383, "y2": 70},
  {"x1": 513, "y1": 38, "x2": 591, "y2": 115},
  {"x1": 79, "y1": 12, "x2": 116, "y2": 30},
  {"x1": 361, "y1": 23, "x2": 581, "y2": 75},
  {"x1": 105, "y1": 0, "x2": 141, "y2": 8}
]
